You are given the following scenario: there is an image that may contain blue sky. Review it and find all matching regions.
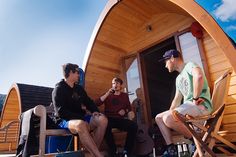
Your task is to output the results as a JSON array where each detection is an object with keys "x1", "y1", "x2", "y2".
[
  {"x1": 0, "y1": 0, "x2": 107, "y2": 94},
  {"x1": 196, "y1": 0, "x2": 236, "y2": 43}
]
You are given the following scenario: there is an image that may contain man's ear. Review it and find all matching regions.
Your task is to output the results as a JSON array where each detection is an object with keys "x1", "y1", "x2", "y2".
[{"x1": 170, "y1": 55, "x2": 175, "y2": 62}]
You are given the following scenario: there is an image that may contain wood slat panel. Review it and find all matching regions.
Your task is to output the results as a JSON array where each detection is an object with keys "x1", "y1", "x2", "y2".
[
  {"x1": 230, "y1": 75, "x2": 236, "y2": 86},
  {"x1": 219, "y1": 133, "x2": 236, "y2": 142},
  {"x1": 129, "y1": 13, "x2": 193, "y2": 52},
  {"x1": 222, "y1": 123, "x2": 236, "y2": 132},
  {"x1": 226, "y1": 94, "x2": 236, "y2": 105},
  {"x1": 228, "y1": 85, "x2": 236, "y2": 96},
  {"x1": 103, "y1": 6, "x2": 140, "y2": 32},
  {"x1": 207, "y1": 53, "x2": 228, "y2": 66},
  {"x1": 98, "y1": 29, "x2": 130, "y2": 50},
  {"x1": 95, "y1": 40, "x2": 127, "y2": 54},
  {"x1": 210, "y1": 69, "x2": 232, "y2": 82},
  {"x1": 222, "y1": 114, "x2": 236, "y2": 124},
  {"x1": 225, "y1": 104, "x2": 236, "y2": 115},
  {"x1": 88, "y1": 58, "x2": 121, "y2": 71},
  {"x1": 86, "y1": 63, "x2": 120, "y2": 75},
  {"x1": 208, "y1": 61, "x2": 231, "y2": 74},
  {"x1": 122, "y1": 0, "x2": 153, "y2": 20}
]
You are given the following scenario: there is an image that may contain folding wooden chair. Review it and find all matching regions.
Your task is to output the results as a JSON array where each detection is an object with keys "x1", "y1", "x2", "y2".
[{"x1": 173, "y1": 69, "x2": 236, "y2": 157}]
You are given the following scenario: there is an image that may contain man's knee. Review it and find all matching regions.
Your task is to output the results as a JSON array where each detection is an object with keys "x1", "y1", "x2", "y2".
[
  {"x1": 155, "y1": 114, "x2": 163, "y2": 124},
  {"x1": 97, "y1": 115, "x2": 108, "y2": 127},
  {"x1": 70, "y1": 120, "x2": 88, "y2": 134},
  {"x1": 163, "y1": 114, "x2": 175, "y2": 128}
]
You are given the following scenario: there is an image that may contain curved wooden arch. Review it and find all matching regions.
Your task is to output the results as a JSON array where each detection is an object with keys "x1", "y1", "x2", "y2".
[
  {"x1": 83, "y1": 0, "x2": 236, "y2": 72},
  {"x1": 0, "y1": 83, "x2": 21, "y2": 127},
  {"x1": 83, "y1": 0, "x2": 236, "y2": 141},
  {"x1": 0, "y1": 83, "x2": 21, "y2": 152},
  {"x1": 82, "y1": 0, "x2": 119, "y2": 70},
  {"x1": 0, "y1": 83, "x2": 53, "y2": 151},
  {"x1": 169, "y1": 0, "x2": 236, "y2": 70}
]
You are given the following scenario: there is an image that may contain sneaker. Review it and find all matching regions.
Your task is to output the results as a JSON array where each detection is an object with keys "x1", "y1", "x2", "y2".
[
  {"x1": 189, "y1": 143, "x2": 196, "y2": 156},
  {"x1": 162, "y1": 144, "x2": 178, "y2": 157},
  {"x1": 122, "y1": 150, "x2": 128, "y2": 157}
]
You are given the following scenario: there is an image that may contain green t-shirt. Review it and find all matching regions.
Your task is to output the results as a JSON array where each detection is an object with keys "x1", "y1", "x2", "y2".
[{"x1": 176, "y1": 62, "x2": 212, "y2": 112}]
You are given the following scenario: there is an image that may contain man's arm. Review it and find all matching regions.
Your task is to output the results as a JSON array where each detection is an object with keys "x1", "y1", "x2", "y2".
[
  {"x1": 81, "y1": 87, "x2": 99, "y2": 113},
  {"x1": 100, "y1": 88, "x2": 114, "y2": 102},
  {"x1": 169, "y1": 88, "x2": 182, "y2": 110},
  {"x1": 192, "y1": 67, "x2": 204, "y2": 105}
]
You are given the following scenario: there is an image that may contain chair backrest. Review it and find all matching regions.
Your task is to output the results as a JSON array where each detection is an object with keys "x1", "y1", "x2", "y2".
[
  {"x1": 79, "y1": 68, "x2": 85, "y2": 87},
  {"x1": 211, "y1": 69, "x2": 232, "y2": 112}
]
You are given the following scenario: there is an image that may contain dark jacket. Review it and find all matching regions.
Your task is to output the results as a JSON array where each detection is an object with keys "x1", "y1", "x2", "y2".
[{"x1": 52, "y1": 79, "x2": 99, "y2": 122}]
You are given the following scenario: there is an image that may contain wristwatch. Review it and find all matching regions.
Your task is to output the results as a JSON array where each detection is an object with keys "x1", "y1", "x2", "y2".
[{"x1": 193, "y1": 97, "x2": 199, "y2": 101}]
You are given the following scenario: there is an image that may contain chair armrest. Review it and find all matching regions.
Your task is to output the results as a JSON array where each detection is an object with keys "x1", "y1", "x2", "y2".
[
  {"x1": 172, "y1": 110, "x2": 212, "y2": 122},
  {"x1": 34, "y1": 105, "x2": 47, "y2": 118},
  {"x1": 185, "y1": 114, "x2": 213, "y2": 122}
]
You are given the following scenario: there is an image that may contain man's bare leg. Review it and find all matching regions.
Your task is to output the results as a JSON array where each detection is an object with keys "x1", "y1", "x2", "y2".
[
  {"x1": 90, "y1": 114, "x2": 108, "y2": 147},
  {"x1": 69, "y1": 120, "x2": 104, "y2": 157},
  {"x1": 156, "y1": 110, "x2": 192, "y2": 144},
  {"x1": 162, "y1": 111, "x2": 192, "y2": 138},
  {"x1": 155, "y1": 110, "x2": 173, "y2": 145}
]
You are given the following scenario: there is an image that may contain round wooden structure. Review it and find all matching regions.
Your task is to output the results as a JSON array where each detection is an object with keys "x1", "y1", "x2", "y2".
[
  {"x1": 0, "y1": 83, "x2": 53, "y2": 151},
  {"x1": 83, "y1": 0, "x2": 236, "y2": 141}
]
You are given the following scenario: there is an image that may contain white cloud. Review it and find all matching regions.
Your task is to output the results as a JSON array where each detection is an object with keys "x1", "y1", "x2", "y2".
[
  {"x1": 214, "y1": 0, "x2": 236, "y2": 22},
  {"x1": 226, "y1": 25, "x2": 236, "y2": 31}
]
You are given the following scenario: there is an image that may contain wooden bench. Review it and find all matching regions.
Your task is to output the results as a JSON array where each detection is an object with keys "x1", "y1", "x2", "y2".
[
  {"x1": 0, "y1": 120, "x2": 20, "y2": 152},
  {"x1": 33, "y1": 105, "x2": 79, "y2": 157}
]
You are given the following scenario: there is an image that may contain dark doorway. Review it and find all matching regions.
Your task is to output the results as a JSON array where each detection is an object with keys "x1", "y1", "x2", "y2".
[{"x1": 140, "y1": 37, "x2": 178, "y2": 118}]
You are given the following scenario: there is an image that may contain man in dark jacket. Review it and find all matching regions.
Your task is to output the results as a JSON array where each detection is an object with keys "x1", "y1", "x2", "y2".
[{"x1": 52, "y1": 63, "x2": 107, "y2": 157}]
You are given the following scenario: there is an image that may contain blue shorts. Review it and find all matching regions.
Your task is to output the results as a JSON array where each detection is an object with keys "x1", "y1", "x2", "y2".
[{"x1": 58, "y1": 115, "x2": 92, "y2": 129}]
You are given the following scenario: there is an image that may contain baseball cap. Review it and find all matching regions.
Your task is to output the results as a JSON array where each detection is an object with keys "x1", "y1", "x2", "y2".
[{"x1": 158, "y1": 49, "x2": 180, "y2": 62}]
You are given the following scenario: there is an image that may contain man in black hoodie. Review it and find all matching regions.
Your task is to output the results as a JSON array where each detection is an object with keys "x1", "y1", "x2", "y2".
[{"x1": 52, "y1": 63, "x2": 107, "y2": 157}]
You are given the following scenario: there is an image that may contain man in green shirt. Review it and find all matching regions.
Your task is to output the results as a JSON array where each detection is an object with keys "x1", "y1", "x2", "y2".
[{"x1": 155, "y1": 49, "x2": 212, "y2": 157}]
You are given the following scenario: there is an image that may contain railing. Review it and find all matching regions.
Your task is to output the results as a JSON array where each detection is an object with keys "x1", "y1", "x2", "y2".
[{"x1": 0, "y1": 120, "x2": 20, "y2": 152}]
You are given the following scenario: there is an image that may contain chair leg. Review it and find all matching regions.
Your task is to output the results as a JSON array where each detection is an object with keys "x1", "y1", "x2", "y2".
[
  {"x1": 74, "y1": 136, "x2": 78, "y2": 151},
  {"x1": 216, "y1": 147, "x2": 233, "y2": 156},
  {"x1": 212, "y1": 133, "x2": 236, "y2": 150},
  {"x1": 193, "y1": 137, "x2": 203, "y2": 157},
  {"x1": 174, "y1": 116, "x2": 216, "y2": 156},
  {"x1": 74, "y1": 136, "x2": 80, "y2": 151}
]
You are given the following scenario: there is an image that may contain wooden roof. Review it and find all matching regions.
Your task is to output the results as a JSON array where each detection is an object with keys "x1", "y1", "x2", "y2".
[
  {"x1": 17, "y1": 83, "x2": 53, "y2": 112},
  {"x1": 0, "y1": 83, "x2": 53, "y2": 126}
]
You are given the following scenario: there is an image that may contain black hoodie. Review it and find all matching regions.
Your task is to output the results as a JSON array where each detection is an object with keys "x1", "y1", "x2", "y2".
[{"x1": 52, "y1": 79, "x2": 99, "y2": 123}]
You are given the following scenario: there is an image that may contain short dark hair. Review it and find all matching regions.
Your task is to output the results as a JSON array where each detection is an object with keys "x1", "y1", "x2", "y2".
[
  {"x1": 112, "y1": 77, "x2": 123, "y2": 85},
  {"x1": 62, "y1": 63, "x2": 79, "y2": 78}
]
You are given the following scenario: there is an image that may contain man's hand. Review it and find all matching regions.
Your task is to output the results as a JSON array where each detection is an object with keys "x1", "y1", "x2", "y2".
[
  {"x1": 193, "y1": 97, "x2": 204, "y2": 105},
  {"x1": 108, "y1": 88, "x2": 115, "y2": 94},
  {"x1": 127, "y1": 111, "x2": 135, "y2": 120}
]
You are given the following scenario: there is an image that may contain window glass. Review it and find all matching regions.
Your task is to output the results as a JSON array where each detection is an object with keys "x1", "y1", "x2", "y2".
[
  {"x1": 179, "y1": 32, "x2": 204, "y2": 70},
  {"x1": 125, "y1": 58, "x2": 140, "y2": 102}
]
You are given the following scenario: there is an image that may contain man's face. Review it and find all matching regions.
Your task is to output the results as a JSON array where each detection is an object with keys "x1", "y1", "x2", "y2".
[
  {"x1": 70, "y1": 70, "x2": 80, "y2": 83},
  {"x1": 112, "y1": 80, "x2": 122, "y2": 91},
  {"x1": 165, "y1": 58, "x2": 175, "y2": 73}
]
